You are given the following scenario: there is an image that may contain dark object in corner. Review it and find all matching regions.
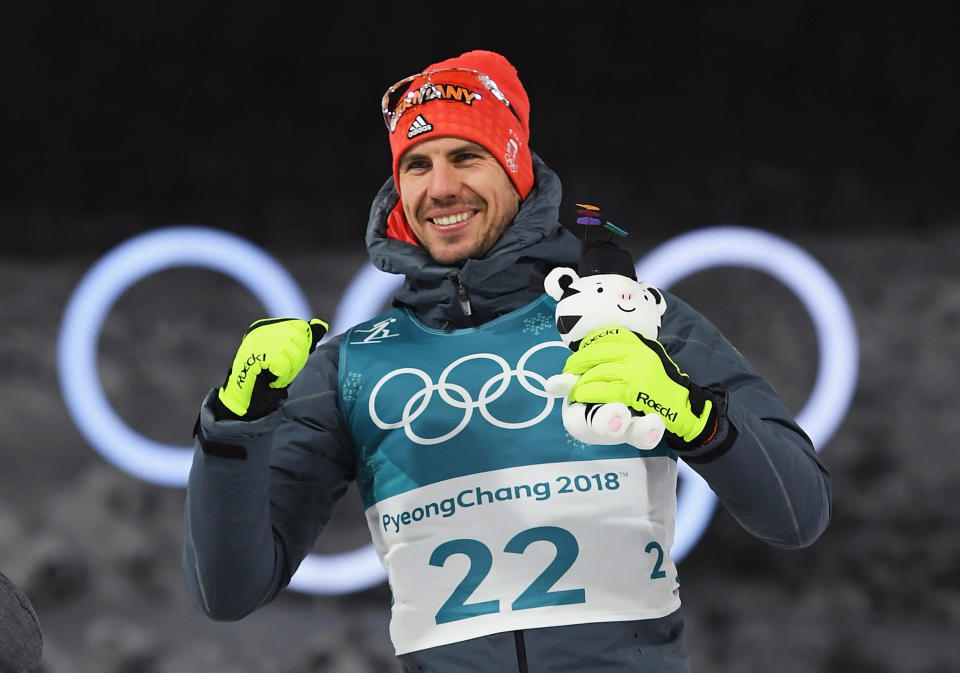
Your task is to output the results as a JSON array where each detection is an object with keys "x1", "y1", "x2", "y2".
[{"x1": 0, "y1": 572, "x2": 43, "y2": 673}]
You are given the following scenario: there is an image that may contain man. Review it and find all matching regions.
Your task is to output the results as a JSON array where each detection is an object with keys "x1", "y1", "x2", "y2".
[{"x1": 183, "y1": 50, "x2": 831, "y2": 672}]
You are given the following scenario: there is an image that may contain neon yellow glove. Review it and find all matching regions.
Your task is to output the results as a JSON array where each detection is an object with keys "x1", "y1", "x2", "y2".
[
  {"x1": 563, "y1": 327, "x2": 717, "y2": 446},
  {"x1": 216, "y1": 317, "x2": 328, "y2": 419}
]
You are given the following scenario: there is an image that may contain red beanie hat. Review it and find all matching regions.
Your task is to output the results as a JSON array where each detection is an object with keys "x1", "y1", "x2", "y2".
[{"x1": 382, "y1": 50, "x2": 533, "y2": 244}]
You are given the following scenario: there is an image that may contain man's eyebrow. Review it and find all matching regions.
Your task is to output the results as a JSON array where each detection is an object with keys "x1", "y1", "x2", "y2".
[
  {"x1": 399, "y1": 150, "x2": 429, "y2": 168},
  {"x1": 400, "y1": 142, "x2": 491, "y2": 168},
  {"x1": 448, "y1": 141, "x2": 490, "y2": 157}
]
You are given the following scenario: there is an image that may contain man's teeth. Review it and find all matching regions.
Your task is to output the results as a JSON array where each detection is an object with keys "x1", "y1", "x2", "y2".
[{"x1": 432, "y1": 212, "x2": 471, "y2": 226}]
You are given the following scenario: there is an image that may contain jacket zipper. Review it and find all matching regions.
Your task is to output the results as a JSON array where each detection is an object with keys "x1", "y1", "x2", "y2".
[
  {"x1": 514, "y1": 630, "x2": 528, "y2": 673},
  {"x1": 453, "y1": 273, "x2": 473, "y2": 317}
]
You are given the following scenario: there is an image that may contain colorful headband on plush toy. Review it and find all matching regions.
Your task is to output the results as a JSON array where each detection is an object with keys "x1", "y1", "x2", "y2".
[{"x1": 574, "y1": 203, "x2": 636, "y2": 280}]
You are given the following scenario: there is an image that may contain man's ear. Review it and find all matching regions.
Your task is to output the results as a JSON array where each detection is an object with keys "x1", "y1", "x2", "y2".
[{"x1": 544, "y1": 267, "x2": 580, "y2": 301}]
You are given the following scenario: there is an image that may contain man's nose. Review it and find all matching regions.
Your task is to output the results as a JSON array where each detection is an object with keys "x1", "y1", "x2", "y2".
[{"x1": 426, "y1": 161, "x2": 460, "y2": 199}]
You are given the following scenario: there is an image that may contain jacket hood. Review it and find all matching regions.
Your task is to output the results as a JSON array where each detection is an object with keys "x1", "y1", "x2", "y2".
[{"x1": 365, "y1": 153, "x2": 580, "y2": 329}]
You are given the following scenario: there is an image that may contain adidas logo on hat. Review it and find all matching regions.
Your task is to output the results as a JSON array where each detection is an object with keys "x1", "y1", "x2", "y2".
[{"x1": 407, "y1": 114, "x2": 433, "y2": 139}]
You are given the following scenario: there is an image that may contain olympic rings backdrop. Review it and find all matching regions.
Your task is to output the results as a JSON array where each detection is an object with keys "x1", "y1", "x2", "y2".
[{"x1": 57, "y1": 225, "x2": 858, "y2": 595}]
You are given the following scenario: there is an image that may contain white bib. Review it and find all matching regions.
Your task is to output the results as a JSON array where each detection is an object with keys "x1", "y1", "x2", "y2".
[{"x1": 366, "y1": 457, "x2": 680, "y2": 654}]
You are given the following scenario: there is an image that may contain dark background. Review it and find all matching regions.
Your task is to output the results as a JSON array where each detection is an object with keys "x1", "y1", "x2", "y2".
[
  {"x1": 4, "y1": 3, "x2": 958, "y2": 253},
  {"x1": 2, "y1": 4, "x2": 959, "y2": 672}
]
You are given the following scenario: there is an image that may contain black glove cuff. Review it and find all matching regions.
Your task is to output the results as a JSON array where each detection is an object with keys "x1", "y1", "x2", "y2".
[
  {"x1": 668, "y1": 386, "x2": 741, "y2": 464},
  {"x1": 210, "y1": 392, "x2": 242, "y2": 422},
  {"x1": 244, "y1": 381, "x2": 286, "y2": 420},
  {"x1": 666, "y1": 384, "x2": 722, "y2": 453},
  {"x1": 211, "y1": 369, "x2": 285, "y2": 422}
]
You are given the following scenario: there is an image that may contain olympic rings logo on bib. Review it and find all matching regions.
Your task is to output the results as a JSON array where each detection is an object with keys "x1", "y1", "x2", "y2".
[{"x1": 368, "y1": 342, "x2": 567, "y2": 445}]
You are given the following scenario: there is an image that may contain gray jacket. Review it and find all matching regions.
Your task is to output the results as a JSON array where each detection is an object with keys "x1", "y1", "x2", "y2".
[{"x1": 183, "y1": 156, "x2": 831, "y2": 672}]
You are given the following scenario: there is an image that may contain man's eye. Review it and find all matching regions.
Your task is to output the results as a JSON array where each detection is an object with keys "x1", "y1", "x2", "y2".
[
  {"x1": 454, "y1": 152, "x2": 480, "y2": 163},
  {"x1": 404, "y1": 160, "x2": 429, "y2": 171}
]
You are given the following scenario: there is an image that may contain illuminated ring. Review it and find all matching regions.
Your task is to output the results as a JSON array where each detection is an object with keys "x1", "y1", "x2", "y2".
[
  {"x1": 635, "y1": 225, "x2": 859, "y2": 561},
  {"x1": 57, "y1": 226, "x2": 312, "y2": 488},
  {"x1": 323, "y1": 228, "x2": 858, "y2": 577},
  {"x1": 56, "y1": 227, "x2": 389, "y2": 595}
]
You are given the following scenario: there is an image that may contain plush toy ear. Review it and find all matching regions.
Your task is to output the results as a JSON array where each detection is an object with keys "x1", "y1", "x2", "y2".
[
  {"x1": 639, "y1": 281, "x2": 667, "y2": 317},
  {"x1": 544, "y1": 267, "x2": 580, "y2": 301}
]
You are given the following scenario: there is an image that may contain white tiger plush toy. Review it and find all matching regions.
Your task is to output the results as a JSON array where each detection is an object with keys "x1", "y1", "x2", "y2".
[{"x1": 544, "y1": 266, "x2": 668, "y2": 450}]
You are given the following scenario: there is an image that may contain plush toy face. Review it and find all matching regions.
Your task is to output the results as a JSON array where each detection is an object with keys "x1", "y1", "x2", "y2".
[{"x1": 544, "y1": 267, "x2": 666, "y2": 348}]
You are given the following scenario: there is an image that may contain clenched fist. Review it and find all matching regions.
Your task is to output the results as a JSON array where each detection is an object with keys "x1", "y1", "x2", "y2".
[{"x1": 216, "y1": 317, "x2": 328, "y2": 420}]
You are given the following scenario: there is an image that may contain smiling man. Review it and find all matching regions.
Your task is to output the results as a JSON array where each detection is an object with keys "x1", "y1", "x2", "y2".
[
  {"x1": 380, "y1": 51, "x2": 532, "y2": 269},
  {"x1": 396, "y1": 137, "x2": 520, "y2": 265},
  {"x1": 184, "y1": 50, "x2": 831, "y2": 673}
]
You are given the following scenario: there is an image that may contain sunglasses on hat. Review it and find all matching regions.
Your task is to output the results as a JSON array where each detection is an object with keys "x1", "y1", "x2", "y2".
[{"x1": 381, "y1": 67, "x2": 522, "y2": 133}]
